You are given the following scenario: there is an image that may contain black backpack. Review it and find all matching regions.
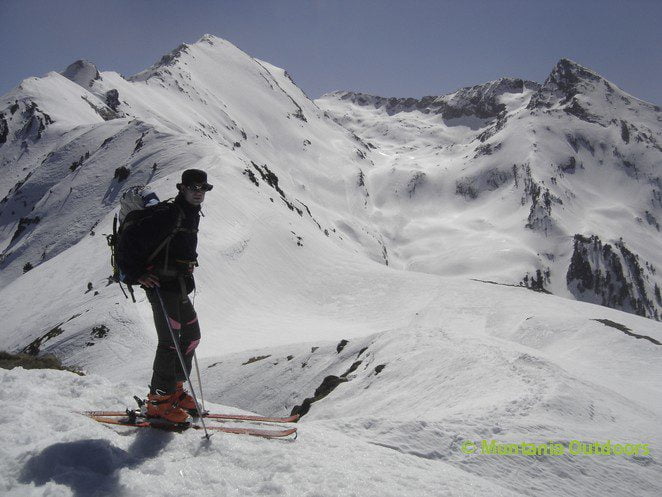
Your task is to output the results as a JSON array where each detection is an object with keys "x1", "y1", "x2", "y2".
[{"x1": 107, "y1": 186, "x2": 183, "y2": 301}]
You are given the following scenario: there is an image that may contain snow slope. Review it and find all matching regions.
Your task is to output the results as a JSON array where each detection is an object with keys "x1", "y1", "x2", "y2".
[
  {"x1": 2, "y1": 265, "x2": 661, "y2": 496},
  {"x1": 199, "y1": 267, "x2": 662, "y2": 497},
  {"x1": 3, "y1": 368, "x2": 521, "y2": 497},
  {"x1": 0, "y1": 35, "x2": 380, "y2": 286},
  {"x1": 318, "y1": 62, "x2": 662, "y2": 320},
  {"x1": 1, "y1": 36, "x2": 661, "y2": 496}
]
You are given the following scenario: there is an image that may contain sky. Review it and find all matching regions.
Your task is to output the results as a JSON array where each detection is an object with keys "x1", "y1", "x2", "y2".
[{"x1": 1, "y1": 0, "x2": 661, "y2": 104}]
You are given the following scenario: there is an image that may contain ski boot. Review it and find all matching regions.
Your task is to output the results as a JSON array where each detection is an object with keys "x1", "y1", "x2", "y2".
[
  {"x1": 145, "y1": 392, "x2": 190, "y2": 424},
  {"x1": 174, "y1": 381, "x2": 203, "y2": 415}
]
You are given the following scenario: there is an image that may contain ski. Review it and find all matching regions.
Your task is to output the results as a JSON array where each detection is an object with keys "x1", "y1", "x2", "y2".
[
  {"x1": 196, "y1": 412, "x2": 299, "y2": 423},
  {"x1": 87, "y1": 414, "x2": 297, "y2": 439},
  {"x1": 82, "y1": 410, "x2": 299, "y2": 424}
]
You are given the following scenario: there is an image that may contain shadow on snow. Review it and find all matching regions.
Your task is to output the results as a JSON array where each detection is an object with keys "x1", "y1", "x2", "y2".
[{"x1": 19, "y1": 428, "x2": 174, "y2": 496}]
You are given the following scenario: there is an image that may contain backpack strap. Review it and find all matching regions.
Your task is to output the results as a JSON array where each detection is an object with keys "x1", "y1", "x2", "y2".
[
  {"x1": 120, "y1": 281, "x2": 137, "y2": 303},
  {"x1": 107, "y1": 215, "x2": 120, "y2": 280},
  {"x1": 146, "y1": 202, "x2": 186, "y2": 273}
]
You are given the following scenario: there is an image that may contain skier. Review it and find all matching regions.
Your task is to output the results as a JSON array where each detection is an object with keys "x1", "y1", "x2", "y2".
[{"x1": 116, "y1": 169, "x2": 213, "y2": 423}]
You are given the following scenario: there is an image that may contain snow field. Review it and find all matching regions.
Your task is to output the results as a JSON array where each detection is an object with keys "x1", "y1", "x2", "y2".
[
  {"x1": 199, "y1": 278, "x2": 662, "y2": 497},
  {"x1": 1, "y1": 35, "x2": 661, "y2": 496},
  {"x1": 1, "y1": 368, "x2": 521, "y2": 497}
]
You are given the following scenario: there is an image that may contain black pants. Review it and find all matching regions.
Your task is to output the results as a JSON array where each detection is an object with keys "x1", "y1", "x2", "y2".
[{"x1": 146, "y1": 288, "x2": 201, "y2": 394}]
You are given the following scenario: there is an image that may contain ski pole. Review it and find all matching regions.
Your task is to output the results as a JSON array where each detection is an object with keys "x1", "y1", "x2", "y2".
[
  {"x1": 154, "y1": 287, "x2": 211, "y2": 440},
  {"x1": 193, "y1": 351, "x2": 207, "y2": 414}
]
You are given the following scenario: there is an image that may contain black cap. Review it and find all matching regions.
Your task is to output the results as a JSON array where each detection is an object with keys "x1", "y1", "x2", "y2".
[{"x1": 181, "y1": 169, "x2": 208, "y2": 185}]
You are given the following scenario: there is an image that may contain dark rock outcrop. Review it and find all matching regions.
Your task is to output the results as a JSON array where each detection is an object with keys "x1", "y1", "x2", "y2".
[
  {"x1": 527, "y1": 58, "x2": 603, "y2": 110},
  {"x1": 105, "y1": 89, "x2": 120, "y2": 111},
  {"x1": 0, "y1": 113, "x2": 7, "y2": 145},
  {"x1": 18, "y1": 102, "x2": 53, "y2": 141},
  {"x1": 567, "y1": 235, "x2": 660, "y2": 320}
]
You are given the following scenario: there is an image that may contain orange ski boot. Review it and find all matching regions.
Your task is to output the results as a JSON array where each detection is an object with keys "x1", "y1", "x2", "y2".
[
  {"x1": 174, "y1": 381, "x2": 197, "y2": 411},
  {"x1": 146, "y1": 392, "x2": 189, "y2": 424}
]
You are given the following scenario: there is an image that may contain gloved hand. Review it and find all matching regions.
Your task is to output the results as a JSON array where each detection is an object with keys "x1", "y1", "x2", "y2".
[{"x1": 137, "y1": 273, "x2": 160, "y2": 288}]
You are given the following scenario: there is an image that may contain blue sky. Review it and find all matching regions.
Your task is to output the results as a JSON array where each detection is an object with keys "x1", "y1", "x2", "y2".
[{"x1": 1, "y1": 0, "x2": 661, "y2": 104}]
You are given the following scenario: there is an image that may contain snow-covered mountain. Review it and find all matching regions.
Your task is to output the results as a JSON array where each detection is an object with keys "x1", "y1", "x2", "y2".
[
  {"x1": 0, "y1": 35, "x2": 380, "y2": 286},
  {"x1": 1, "y1": 36, "x2": 661, "y2": 496},
  {"x1": 318, "y1": 60, "x2": 662, "y2": 321}
]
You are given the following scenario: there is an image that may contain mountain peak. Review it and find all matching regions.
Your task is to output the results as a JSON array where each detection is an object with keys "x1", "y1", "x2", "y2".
[
  {"x1": 527, "y1": 58, "x2": 610, "y2": 109},
  {"x1": 198, "y1": 33, "x2": 220, "y2": 45},
  {"x1": 525, "y1": 57, "x2": 661, "y2": 115},
  {"x1": 129, "y1": 35, "x2": 244, "y2": 83},
  {"x1": 548, "y1": 58, "x2": 603, "y2": 87},
  {"x1": 61, "y1": 59, "x2": 101, "y2": 88}
]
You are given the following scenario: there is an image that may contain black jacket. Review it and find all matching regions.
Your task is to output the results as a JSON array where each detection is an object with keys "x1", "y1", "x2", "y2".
[{"x1": 116, "y1": 193, "x2": 201, "y2": 293}]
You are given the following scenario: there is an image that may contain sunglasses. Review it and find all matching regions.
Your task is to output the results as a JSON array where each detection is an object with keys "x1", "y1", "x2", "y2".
[{"x1": 185, "y1": 183, "x2": 213, "y2": 192}]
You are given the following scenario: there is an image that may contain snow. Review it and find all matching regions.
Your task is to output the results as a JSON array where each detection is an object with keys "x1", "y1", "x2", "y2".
[
  {"x1": 61, "y1": 60, "x2": 100, "y2": 89},
  {"x1": 317, "y1": 61, "x2": 662, "y2": 315},
  {"x1": 198, "y1": 276, "x2": 662, "y2": 497},
  {"x1": 0, "y1": 35, "x2": 661, "y2": 496},
  {"x1": 2, "y1": 368, "x2": 521, "y2": 497}
]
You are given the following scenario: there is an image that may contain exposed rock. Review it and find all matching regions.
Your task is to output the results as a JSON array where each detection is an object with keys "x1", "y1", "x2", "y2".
[
  {"x1": 90, "y1": 325, "x2": 109, "y2": 339},
  {"x1": 251, "y1": 162, "x2": 303, "y2": 216},
  {"x1": 563, "y1": 98, "x2": 605, "y2": 126},
  {"x1": 521, "y1": 268, "x2": 551, "y2": 293},
  {"x1": 290, "y1": 375, "x2": 348, "y2": 418},
  {"x1": 474, "y1": 142, "x2": 502, "y2": 158},
  {"x1": 620, "y1": 120, "x2": 630, "y2": 143},
  {"x1": 242, "y1": 355, "x2": 271, "y2": 365},
  {"x1": 129, "y1": 44, "x2": 191, "y2": 82},
  {"x1": 81, "y1": 96, "x2": 117, "y2": 121},
  {"x1": 527, "y1": 58, "x2": 603, "y2": 110},
  {"x1": 18, "y1": 102, "x2": 53, "y2": 141},
  {"x1": 105, "y1": 89, "x2": 120, "y2": 111},
  {"x1": 485, "y1": 168, "x2": 511, "y2": 190},
  {"x1": 406, "y1": 171, "x2": 426, "y2": 197},
  {"x1": 593, "y1": 319, "x2": 661, "y2": 346},
  {"x1": 456, "y1": 180, "x2": 478, "y2": 200},
  {"x1": 10, "y1": 216, "x2": 40, "y2": 244},
  {"x1": 243, "y1": 168, "x2": 259, "y2": 187},
  {"x1": 456, "y1": 167, "x2": 513, "y2": 200},
  {"x1": 525, "y1": 186, "x2": 554, "y2": 233},
  {"x1": 333, "y1": 77, "x2": 540, "y2": 120},
  {"x1": 567, "y1": 235, "x2": 660, "y2": 320},
  {"x1": 133, "y1": 132, "x2": 146, "y2": 153},
  {"x1": 559, "y1": 156, "x2": 577, "y2": 174},
  {"x1": 645, "y1": 211, "x2": 660, "y2": 231},
  {"x1": 565, "y1": 133, "x2": 595, "y2": 155},
  {"x1": 62, "y1": 60, "x2": 101, "y2": 88},
  {"x1": 476, "y1": 114, "x2": 509, "y2": 142},
  {"x1": 0, "y1": 113, "x2": 7, "y2": 145},
  {"x1": 22, "y1": 324, "x2": 65, "y2": 355},
  {"x1": 114, "y1": 166, "x2": 130, "y2": 182}
]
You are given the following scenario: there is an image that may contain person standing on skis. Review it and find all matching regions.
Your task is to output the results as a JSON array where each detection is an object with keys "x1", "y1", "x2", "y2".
[{"x1": 116, "y1": 169, "x2": 213, "y2": 423}]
